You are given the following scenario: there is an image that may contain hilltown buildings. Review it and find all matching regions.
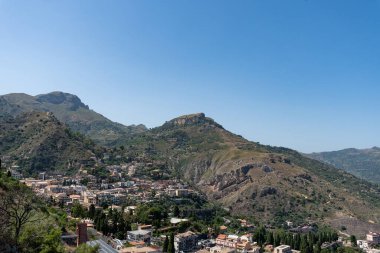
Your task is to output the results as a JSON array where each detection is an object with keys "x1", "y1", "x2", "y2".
[
  {"x1": 127, "y1": 229, "x2": 152, "y2": 244},
  {"x1": 367, "y1": 232, "x2": 380, "y2": 245},
  {"x1": 174, "y1": 231, "x2": 199, "y2": 253}
]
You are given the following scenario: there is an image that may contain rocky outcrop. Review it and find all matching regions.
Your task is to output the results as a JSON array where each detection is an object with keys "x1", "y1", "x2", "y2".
[
  {"x1": 36, "y1": 92, "x2": 89, "y2": 110},
  {"x1": 208, "y1": 167, "x2": 251, "y2": 191},
  {"x1": 163, "y1": 113, "x2": 224, "y2": 129}
]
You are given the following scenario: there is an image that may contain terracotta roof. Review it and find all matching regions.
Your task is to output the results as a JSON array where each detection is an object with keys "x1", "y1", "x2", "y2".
[
  {"x1": 217, "y1": 234, "x2": 227, "y2": 240},
  {"x1": 129, "y1": 241, "x2": 145, "y2": 246}
]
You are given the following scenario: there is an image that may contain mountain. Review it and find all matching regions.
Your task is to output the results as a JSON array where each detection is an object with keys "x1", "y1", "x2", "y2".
[
  {"x1": 308, "y1": 147, "x2": 380, "y2": 184},
  {"x1": 123, "y1": 113, "x2": 380, "y2": 226},
  {"x1": 0, "y1": 92, "x2": 147, "y2": 146},
  {"x1": 0, "y1": 111, "x2": 103, "y2": 176}
]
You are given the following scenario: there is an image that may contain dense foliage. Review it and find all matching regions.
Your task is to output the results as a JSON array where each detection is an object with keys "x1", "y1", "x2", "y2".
[{"x1": 0, "y1": 171, "x2": 65, "y2": 252}]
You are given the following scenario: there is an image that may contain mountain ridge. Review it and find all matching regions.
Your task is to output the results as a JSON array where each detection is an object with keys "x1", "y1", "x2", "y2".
[
  {"x1": 308, "y1": 147, "x2": 380, "y2": 184},
  {"x1": 0, "y1": 92, "x2": 147, "y2": 146}
]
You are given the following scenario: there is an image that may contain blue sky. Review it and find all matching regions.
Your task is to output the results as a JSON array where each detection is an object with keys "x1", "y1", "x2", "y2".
[{"x1": 0, "y1": 0, "x2": 379, "y2": 152}]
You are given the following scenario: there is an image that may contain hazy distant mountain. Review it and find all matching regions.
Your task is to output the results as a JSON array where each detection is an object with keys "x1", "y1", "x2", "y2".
[
  {"x1": 308, "y1": 147, "x2": 380, "y2": 184},
  {"x1": 0, "y1": 92, "x2": 147, "y2": 146},
  {"x1": 0, "y1": 112, "x2": 103, "y2": 175},
  {"x1": 123, "y1": 113, "x2": 380, "y2": 225}
]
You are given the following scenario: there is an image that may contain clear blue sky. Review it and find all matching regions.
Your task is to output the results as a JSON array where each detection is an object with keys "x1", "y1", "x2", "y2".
[{"x1": 0, "y1": 0, "x2": 379, "y2": 153}]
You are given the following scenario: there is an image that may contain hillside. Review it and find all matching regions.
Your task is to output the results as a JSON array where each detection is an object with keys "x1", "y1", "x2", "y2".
[
  {"x1": 308, "y1": 148, "x2": 380, "y2": 184},
  {"x1": 0, "y1": 92, "x2": 147, "y2": 146},
  {"x1": 0, "y1": 111, "x2": 103, "y2": 176},
  {"x1": 123, "y1": 113, "x2": 380, "y2": 226}
]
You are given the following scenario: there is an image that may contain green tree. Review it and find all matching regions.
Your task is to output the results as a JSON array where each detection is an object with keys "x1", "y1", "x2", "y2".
[
  {"x1": 168, "y1": 233, "x2": 175, "y2": 253},
  {"x1": 88, "y1": 204, "x2": 96, "y2": 219},
  {"x1": 173, "y1": 205, "x2": 180, "y2": 217},
  {"x1": 350, "y1": 235, "x2": 357, "y2": 247},
  {"x1": 163, "y1": 235, "x2": 169, "y2": 253},
  {"x1": 0, "y1": 183, "x2": 46, "y2": 249},
  {"x1": 75, "y1": 243, "x2": 100, "y2": 253},
  {"x1": 40, "y1": 228, "x2": 65, "y2": 253},
  {"x1": 72, "y1": 203, "x2": 86, "y2": 218},
  {"x1": 254, "y1": 226, "x2": 267, "y2": 246},
  {"x1": 301, "y1": 235, "x2": 309, "y2": 253},
  {"x1": 274, "y1": 233, "x2": 281, "y2": 247},
  {"x1": 314, "y1": 244, "x2": 321, "y2": 253}
]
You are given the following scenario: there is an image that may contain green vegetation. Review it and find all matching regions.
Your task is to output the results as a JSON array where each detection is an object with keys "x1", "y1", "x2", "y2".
[
  {"x1": 167, "y1": 233, "x2": 175, "y2": 253},
  {"x1": 0, "y1": 112, "x2": 103, "y2": 176},
  {"x1": 75, "y1": 244, "x2": 99, "y2": 253},
  {"x1": 0, "y1": 172, "x2": 66, "y2": 252},
  {"x1": 253, "y1": 225, "x2": 339, "y2": 253},
  {"x1": 163, "y1": 235, "x2": 169, "y2": 252}
]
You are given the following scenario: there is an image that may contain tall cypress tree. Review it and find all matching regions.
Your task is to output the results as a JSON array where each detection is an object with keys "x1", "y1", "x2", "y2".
[
  {"x1": 314, "y1": 244, "x2": 321, "y2": 253},
  {"x1": 88, "y1": 204, "x2": 96, "y2": 219},
  {"x1": 266, "y1": 231, "x2": 274, "y2": 245},
  {"x1": 274, "y1": 234, "x2": 281, "y2": 247},
  {"x1": 300, "y1": 235, "x2": 308, "y2": 253},
  {"x1": 163, "y1": 235, "x2": 169, "y2": 252},
  {"x1": 350, "y1": 235, "x2": 357, "y2": 247},
  {"x1": 168, "y1": 233, "x2": 175, "y2": 253}
]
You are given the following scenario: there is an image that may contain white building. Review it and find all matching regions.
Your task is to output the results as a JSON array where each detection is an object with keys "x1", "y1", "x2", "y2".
[
  {"x1": 274, "y1": 245, "x2": 292, "y2": 253},
  {"x1": 367, "y1": 232, "x2": 380, "y2": 245},
  {"x1": 127, "y1": 229, "x2": 152, "y2": 244}
]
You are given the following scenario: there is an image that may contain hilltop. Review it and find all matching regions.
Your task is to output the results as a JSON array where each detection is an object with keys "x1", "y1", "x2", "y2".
[
  {"x1": 122, "y1": 113, "x2": 380, "y2": 226},
  {"x1": 0, "y1": 92, "x2": 147, "y2": 146},
  {"x1": 308, "y1": 147, "x2": 380, "y2": 184},
  {"x1": 0, "y1": 111, "x2": 104, "y2": 176}
]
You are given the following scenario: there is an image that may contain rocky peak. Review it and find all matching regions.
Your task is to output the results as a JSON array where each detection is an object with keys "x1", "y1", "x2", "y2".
[
  {"x1": 163, "y1": 113, "x2": 223, "y2": 129},
  {"x1": 36, "y1": 91, "x2": 89, "y2": 111}
]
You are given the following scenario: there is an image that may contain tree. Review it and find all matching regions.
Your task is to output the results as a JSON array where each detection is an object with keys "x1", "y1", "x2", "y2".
[
  {"x1": 72, "y1": 203, "x2": 86, "y2": 218},
  {"x1": 254, "y1": 225, "x2": 267, "y2": 246},
  {"x1": 0, "y1": 183, "x2": 46, "y2": 248},
  {"x1": 40, "y1": 228, "x2": 65, "y2": 253},
  {"x1": 75, "y1": 243, "x2": 100, "y2": 253},
  {"x1": 265, "y1": 231, "x2": 274, "y2": 245},
  {"x1": 350, "y1": 235, "x2": 357, "y2": 247},
  {"x1": 314, "y1": 244, "x2": 321, "y2": 253},
  {"x1": 168, "y1": 233, "x2": 175, "y2": 253},
  {"x1": 274, "y1": 233, "x2": 281, "y2": 247},
  {"x1": 88, "y1": 204, "x2": 96, "y2": 219},
  {"x1": 18, "y1": 218, "x2": 65, "y2": 252},
  {"x1": 173, "y1": 205, "x2": 180, "y2": 217},
  {"x1": 163, "y1": 235, "x2": 169, "y2": 253},
  {"x1": 300, "y1": 235, "x2": 309, "y2": 253}
]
